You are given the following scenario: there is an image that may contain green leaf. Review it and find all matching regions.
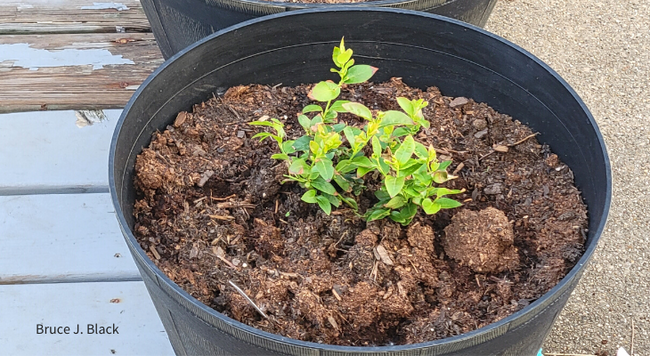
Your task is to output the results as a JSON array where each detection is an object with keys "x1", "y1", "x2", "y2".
[
  {"x1": 371, "y1": 136, "x2": 382, "y2": 158},
  {"x1": 282, "y1": 140, "x2": 296, "y2": 154},
  {"x1": 384, "y1": 196, "x2": 406, "y2": 209},
  {"x1": 379, "y1": 111, "x2": 414, "y2": 128},
  {"x1": 315, "y1": 158, "x2": 335, "y2": 181},
  {"x1": 428, "y1": 145, "x2": 437, "y2": 162},
  {"x1": 297, "y1": 115, "x2": 312, "y2": 132},
  {"x1": 390, "y1": 203, "x2": 418, "y2": 225},
  {"x1": 396, "y1": 97, "x2": 414, "y2": 117},
  {"x1": 335, "y1": 46, "x2": 353, "y2": 69},
  {"x1": 301, "y1": 189, "x2": 318, "y2": 204},
  {"x1": 303, "y1": 105, "x2": 323, "y2": 114},
  {"x1": 414, "y1": 142, "x2": 428, "y2": 159},
  {"x1": 315, "y1": 195, "x2": 332, "y2": 215},
  {"x1": 374, "y1": 189, "x2": 390, "y2": 202},
  {"x1": 323, "y1": 132, "x2": 342, "y2": 151},
  {"x1": 433, "y1": 187, "x2": 465, "y2": 198},
  {"x1": 333, "y1": 174, "x2": 352, "y2": 192},
  {"x1": 400, "y1": 161, "x2": 423, "y2": 177},
  {"x1": 377, "y1": 157, "x2": 390, "y2": 175},
  {"x1": 357, "y1": 166, "x2": 373, "y2": 178},
  {"x1": 351, "y1": 156, "x2": 373, "y2": 168},
  {"x1": 402, "y1": 202, "x2": 418, "y2": 220},
  {"x1": 322, "y1": 193, "x2": 340, "y2": 207},
  {"x1": 439, "y1": 160, "x2": 453, "y2": 171},
  {"x1": 335, "y1": 159, "x2": 354, "y2": 174},
  {"x1": 418, "y1": 117, "x2": 431, "y2": 129},
  {"x1": 394, "y1": 135, "x2": 415, "y2": 166},
  {"x1": 342, "y1": 126, "x2": 356, "y2": 148},
  {"x1": 292, "y1": 135, "x2": 311, "y2": 152},
  {"x1": 271, "y1": 153, "x2": 289, "y2": 161},
  {"x1": 332, "y1": 123, "x2": 346, "y2": 133},
  {"x1": 288, "y1": 158, "x2": 309, "y2": 175},
  {"x1": 311, "y1": 177, "x2": 338, "y2": 195},
  {"x1": 340, "y1": 196, "x2": 358, "y2": 210},
  {"x1": 249, "y1": 120, "x2": 275, "y2": 127},
  {"x1": 392, "y1": 127, "x2": 412, "y2": 138},
  {"x1": 385, "y1": 175, "x2": 405, "y2": 198},
  {"x1": 323, "y1": 110, "x2": 338, "y2": 123},
  {"x1": 436, "y1": 197, "x2": 463, "y2": 209},
  {"x1": 330, "y1": 100, "x2": 350, "y2": 113},
  {"x1": 251, "y1": 132, "x2": 272, "y2": 142},
  {"x1": 433, "y1": 171, "x2": 449, "y2": 184},
  {"x1": 344, "y1": 65, "x2": 376, "y2": 84},
  {"x1": 421, "y1": 198, "x2": 441, "y2": 215},
  {"x1": 309, "y1": 140, "x2": 320, "y2": 155},
  {"x1": 403, "y1": 185, "x2": 420, "y2": 198},
  {"x1": 366, "y1": 208, "x2": 391, "y2": 222},
  {"x1": 342, "y1": 102, "x2": 373, "y2": 120},
  {"x1": 310, "y1": 81, "x2": 341, "y2": 102},
  {"x1": 414, "y1": 165, "x2": 433, "y2": 186}
]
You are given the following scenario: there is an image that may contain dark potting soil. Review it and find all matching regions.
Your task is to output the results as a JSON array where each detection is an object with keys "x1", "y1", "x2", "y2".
[{"x1": 132, "y1": 78, "x2": 588, "y2": 346}]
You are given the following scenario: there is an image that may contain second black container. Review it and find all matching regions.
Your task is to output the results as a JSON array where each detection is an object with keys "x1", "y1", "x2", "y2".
[
  {"x1": 141, "y1": 0, "x2": 498, "y2": 58},
  {"x1": 110, "y1": 8, "x2": 611, "y2": 356}
]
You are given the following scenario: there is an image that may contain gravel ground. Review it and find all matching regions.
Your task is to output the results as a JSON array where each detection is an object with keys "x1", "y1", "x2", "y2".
[{"x1": 486, "y1": 0, "x2": 650, "y2": 355}]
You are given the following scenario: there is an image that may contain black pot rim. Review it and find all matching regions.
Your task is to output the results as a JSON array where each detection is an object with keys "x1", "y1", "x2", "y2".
[
  {"x1": 203, "y1": 0, "x2": 445, "y2": 10},
  {"x1": 110, "y1": 6, "x2": 612, "y2": 352}
]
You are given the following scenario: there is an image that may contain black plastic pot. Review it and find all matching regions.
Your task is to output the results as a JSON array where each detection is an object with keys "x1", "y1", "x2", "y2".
[
  {"x1": 141, "y1": 0, "x2": 498, "y2": 58},
  {"x1": 110, "y1": 8, "x2": 611, "y2": 356}
]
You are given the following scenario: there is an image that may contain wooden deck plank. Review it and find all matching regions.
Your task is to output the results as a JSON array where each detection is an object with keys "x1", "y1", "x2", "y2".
[
  {"x1": 0, "y1": 281, "x2": 174, "y2": 355},
  {"x1": 0, "y1": 110, "x2": 118, "y2": 195},
  {"x1": 0, "y1": 0, "x2": 150, "y2": 34},
  {"x1": 0, "y1": 33, "x2": 163, "y2": 113},
  {"x1": 0, "y1": 193, "x2": 142, "y2": 284}
]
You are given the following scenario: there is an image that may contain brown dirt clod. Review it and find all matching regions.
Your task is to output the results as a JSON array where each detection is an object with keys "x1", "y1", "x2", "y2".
[{"x1": 442, "y1": 207, "x2": 519, "y2": 273}]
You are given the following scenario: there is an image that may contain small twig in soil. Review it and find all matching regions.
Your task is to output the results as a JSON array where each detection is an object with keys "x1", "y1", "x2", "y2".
[
  {"x1": 213, "y1": 247, "x2": 236, "y2": 269},
  {"x1": 279, "y1": 271, "x2": 300, "y2": 279},
  {"x1": 209, "y1": 214, "x2": 235, "y2": 221},
  {"x1": 479, "y1": 150, "x2": 495, "y2": 161},
  {"x1": 209, "y1": 194, "x2": 236, "y2": 201},
  {"x1": 475, "y1": 275, "x2": 481, "y2": 288},
  {"x1": 149, "y1": 245, "x2": 161, "y2": 260},
  {"x1": 193, "y1": 196, "x2": 207, "y2": 204},
  {"x1": 334, "y1": 231, "x2": 348, "y2": 247},
  {"x1": 274, "y1": 199, "x2": 279, "y2": 214},
  {"x1": 327, "y1": 315, "x2": 339, "y2": 330},
  {"x1": 226, "y1": 105, "x2": 242, "y2": 121},
  {"x1": 154, "y1": 151, "x2": 171, "y2": 165},
  {"x1": 216, "y1": 201, "x2": 255, "y2": 209},
  {"x1": 508, "y1": 132, "x2": 539, "y2": 147},
  {"x1": 408, "y1": 259, "x2": 419, "y2": 274},
  {"x1": 370, "y1": 261, "x2": 379, "y2": 281},
  {"x1": 228, "y1": 280, "x2": 269, "y2": 319},
  {"x1": 452, "y1": 162, "x2": 465, "y2": 176},
  {"x1": 332, "y1": 288, "x2": 342, "y2": 301},
  {"x1": 434, "y1": 147, "x2": 451, "y2": 155}
]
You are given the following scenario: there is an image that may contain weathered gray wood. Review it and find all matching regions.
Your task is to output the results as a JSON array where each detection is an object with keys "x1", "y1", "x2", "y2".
[
  {"x1": 0, "y1": 33, "x2": 163, "y2": 113},
  {"x1": 0, "y1": 110, "x2": 118, "y2": 195},
  {"x1": 0, "y1": 281, "x2": 174, "y2": 355},
  {"x1": 0, "y1": 193, "x2": 141, "y2": 284},
  {"x1": 0, "y1": 0, "x2": 150, "y2": 34}
]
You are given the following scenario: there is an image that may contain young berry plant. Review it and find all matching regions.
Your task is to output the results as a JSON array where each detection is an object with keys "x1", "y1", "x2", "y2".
[{"x1": 250, "y1": 38, "x2": 464, "y2": 225}]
